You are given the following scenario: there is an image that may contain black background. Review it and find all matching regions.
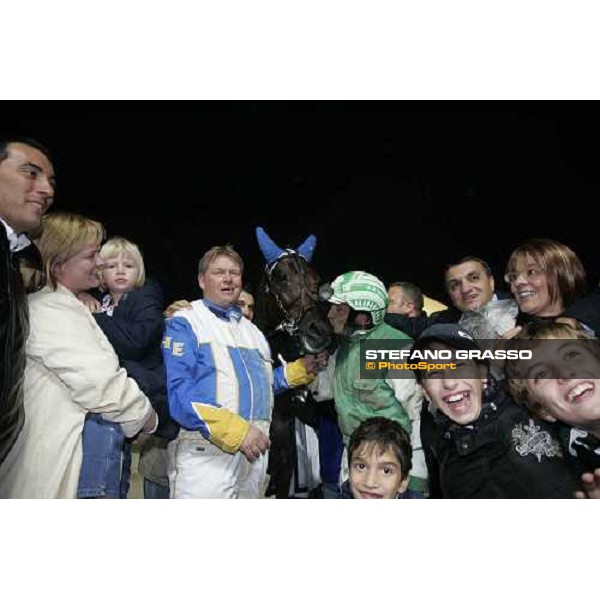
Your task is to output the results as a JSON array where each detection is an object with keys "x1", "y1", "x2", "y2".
[{"x1": 6, "y1": 101, "x2": 599, "y2": 305}]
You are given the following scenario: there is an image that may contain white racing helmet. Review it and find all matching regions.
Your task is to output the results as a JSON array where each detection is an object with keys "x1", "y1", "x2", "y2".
[{"x1": 329, "y1": 271, "x2": 388, "y2": 326}]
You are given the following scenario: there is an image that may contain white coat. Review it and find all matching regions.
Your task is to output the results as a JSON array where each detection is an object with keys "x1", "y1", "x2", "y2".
[{"x1": 0, "y1": 285, "x2": 152, "y2": 498}]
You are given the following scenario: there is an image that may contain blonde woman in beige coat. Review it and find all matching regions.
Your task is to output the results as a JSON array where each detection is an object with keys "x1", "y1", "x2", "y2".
[{"x1": 0, "y1": 213, "x2": 157, "y2": 498}]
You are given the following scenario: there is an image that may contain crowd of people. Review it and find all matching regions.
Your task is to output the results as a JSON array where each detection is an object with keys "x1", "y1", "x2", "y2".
[{"x1": 1, "y1": 136, "x2": 599, "y2": 499}]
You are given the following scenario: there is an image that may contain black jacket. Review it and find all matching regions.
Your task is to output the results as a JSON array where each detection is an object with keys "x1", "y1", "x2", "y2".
[
  {"x1": 384, "y1": 312, "x2": 430, "y2": 339},
  {"x1": 426, "y1": 384, "x2": 579, "y2": 498},
  {"x1": 0, "y1": 230, "x2": 27, "y2": 465},
  {"x1": 428, "y1": 306, "x2": 462, "y2": 325},
  {"x1": 564, "y1": 289, "x2": 600, "y2": 335},
  {"x1": 515, "y1": 289, "x2": 600, "y2": 336},
  {"x1": 559, "y1": 424, "x2": 600, "y2": 474},
  {"x1": 94, "y1": 280, "x2": 178, "y2": 440}
]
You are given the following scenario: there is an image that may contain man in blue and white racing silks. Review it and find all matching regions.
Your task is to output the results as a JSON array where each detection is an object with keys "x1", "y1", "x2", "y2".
[{"x1": 162, "y1": 245, "x2": 321, "y2": 498}]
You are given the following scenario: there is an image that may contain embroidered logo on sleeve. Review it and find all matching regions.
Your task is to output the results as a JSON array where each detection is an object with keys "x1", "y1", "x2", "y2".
[
  {"x1": 511, "y1": 419, "x2": 563, "y2": 462},
  {"x1": 162, "y1": 336, "x2": 185, "y2": 356}
]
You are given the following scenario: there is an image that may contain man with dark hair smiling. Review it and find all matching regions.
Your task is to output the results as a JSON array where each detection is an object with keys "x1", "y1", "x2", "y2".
[
  {"x1": 431, "y1": 256, "x2": 517, "y2": 337},
  {"x1": 0, "y1": 137, "x2": 55, "y2": 465}
]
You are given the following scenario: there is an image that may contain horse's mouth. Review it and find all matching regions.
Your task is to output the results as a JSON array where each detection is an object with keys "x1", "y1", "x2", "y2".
[
  {"x1": 298, "y1": 307, "x2": 334, "y2": 354},
  {"x1": 301, "y1": 335, "x2": 330, "y2": 355}
]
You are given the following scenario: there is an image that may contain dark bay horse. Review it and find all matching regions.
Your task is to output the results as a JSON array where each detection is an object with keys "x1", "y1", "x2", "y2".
[{"x1": 255, "y1": 227, "x2": 334, "y2": 498}]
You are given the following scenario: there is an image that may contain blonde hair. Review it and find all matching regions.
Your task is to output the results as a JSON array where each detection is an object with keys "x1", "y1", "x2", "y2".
[
  {"x1": 99, "y1": 236, "x2": 146, "y2": 289},
  {"x1": 35, "y1": 212, "x2": 105, "y2": 289},
  {"x1": 198, "y1": 245, "x2": 244, "y2": 275}
]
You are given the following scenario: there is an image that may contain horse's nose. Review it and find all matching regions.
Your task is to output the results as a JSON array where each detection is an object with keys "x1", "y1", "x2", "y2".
[{"x1": 300, "y1": 310, "x2": 334, "y2": 354}]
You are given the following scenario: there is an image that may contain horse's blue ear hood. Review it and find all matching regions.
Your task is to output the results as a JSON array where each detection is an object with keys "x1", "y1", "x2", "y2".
[
  {"x1": 256, "y1": 226, "x2": 317, "y2": 265},
  {"x1": 297, "y1": 234, "x2": 317, "y2": 263}
]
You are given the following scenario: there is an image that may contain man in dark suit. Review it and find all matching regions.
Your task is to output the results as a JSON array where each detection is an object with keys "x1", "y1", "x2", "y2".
[{"x1": 0, "y1": 137, "x2": 55, "y2": 465}]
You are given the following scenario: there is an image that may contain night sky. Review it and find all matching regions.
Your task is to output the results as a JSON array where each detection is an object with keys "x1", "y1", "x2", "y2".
[{"x1": 6, "y1": 102, "x2": 599, "y2": 306}]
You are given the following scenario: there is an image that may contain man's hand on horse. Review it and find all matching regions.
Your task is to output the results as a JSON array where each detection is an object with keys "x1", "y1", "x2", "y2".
[
  {"x1": 302, "y1": 351, "x2": 329, "y2": 375},
  {"x1": 164, "y1": 299, "x2": 192, "y2": 318},
  {"x1": 239, "y1": 424, "x2": 270, "y2": 462}
]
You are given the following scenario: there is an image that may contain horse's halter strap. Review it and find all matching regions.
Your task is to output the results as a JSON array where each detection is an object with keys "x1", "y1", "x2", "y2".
[
  {"x1": 264, "y1": 249, "x2": 296, "y2": 278},
  {"x1": 265, "y1": 250, "x2": 318, "y2": 334}
]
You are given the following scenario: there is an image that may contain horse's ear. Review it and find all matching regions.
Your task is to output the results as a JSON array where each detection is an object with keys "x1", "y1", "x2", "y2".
[
  {"x1": 256, "y1": 226, "x2": 284, "y2": 265},
  {"x1": 297, "y1": 234, "x2": 317, "y2": 263}
]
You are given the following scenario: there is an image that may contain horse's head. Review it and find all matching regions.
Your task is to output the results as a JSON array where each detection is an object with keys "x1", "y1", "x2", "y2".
[{"x1": 256, "y1": 227, "x2": 334, "y2": 355}]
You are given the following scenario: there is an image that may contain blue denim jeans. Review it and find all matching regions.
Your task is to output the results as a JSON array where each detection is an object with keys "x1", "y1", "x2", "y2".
[
  {"x1": 143, "y1": 479, "x2": 170, "y2": 499},
  {"x1": 78, "y1": 414, "x2": 131, "y2": 499}
]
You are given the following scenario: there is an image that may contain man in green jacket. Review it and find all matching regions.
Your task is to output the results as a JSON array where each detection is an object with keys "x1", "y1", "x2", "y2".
[{"x1": 326, "y1": 271, "x2": 428, "y2": 497}]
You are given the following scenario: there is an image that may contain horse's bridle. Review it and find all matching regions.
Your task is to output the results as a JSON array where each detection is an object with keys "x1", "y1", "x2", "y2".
[{"x1": 265, "y1": 251, "x2": 319, "y2": 336}]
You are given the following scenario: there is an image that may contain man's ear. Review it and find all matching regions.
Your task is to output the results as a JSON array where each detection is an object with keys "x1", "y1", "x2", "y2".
[{"x1": 198, "y1": 273, "x2": 205, "y2": 292}]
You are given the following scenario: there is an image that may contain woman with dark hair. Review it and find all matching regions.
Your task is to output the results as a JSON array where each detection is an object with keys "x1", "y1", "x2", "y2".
[
  {"x1": 500, "y1": 238, "x2": 600, "y2": 339},
  {"x1": 504, "y1": 238, "x2": 587, "y2": 323}
]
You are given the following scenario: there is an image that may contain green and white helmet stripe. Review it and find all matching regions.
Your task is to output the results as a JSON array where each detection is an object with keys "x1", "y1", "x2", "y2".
[{"x1": 329, "y1": 271, "x2": 388, "y2": 325}]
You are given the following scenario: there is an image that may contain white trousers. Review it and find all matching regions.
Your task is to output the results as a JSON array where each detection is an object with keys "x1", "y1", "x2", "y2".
[{"x1": 167, "y1": 432, "x2": 268, "y2": 499}]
